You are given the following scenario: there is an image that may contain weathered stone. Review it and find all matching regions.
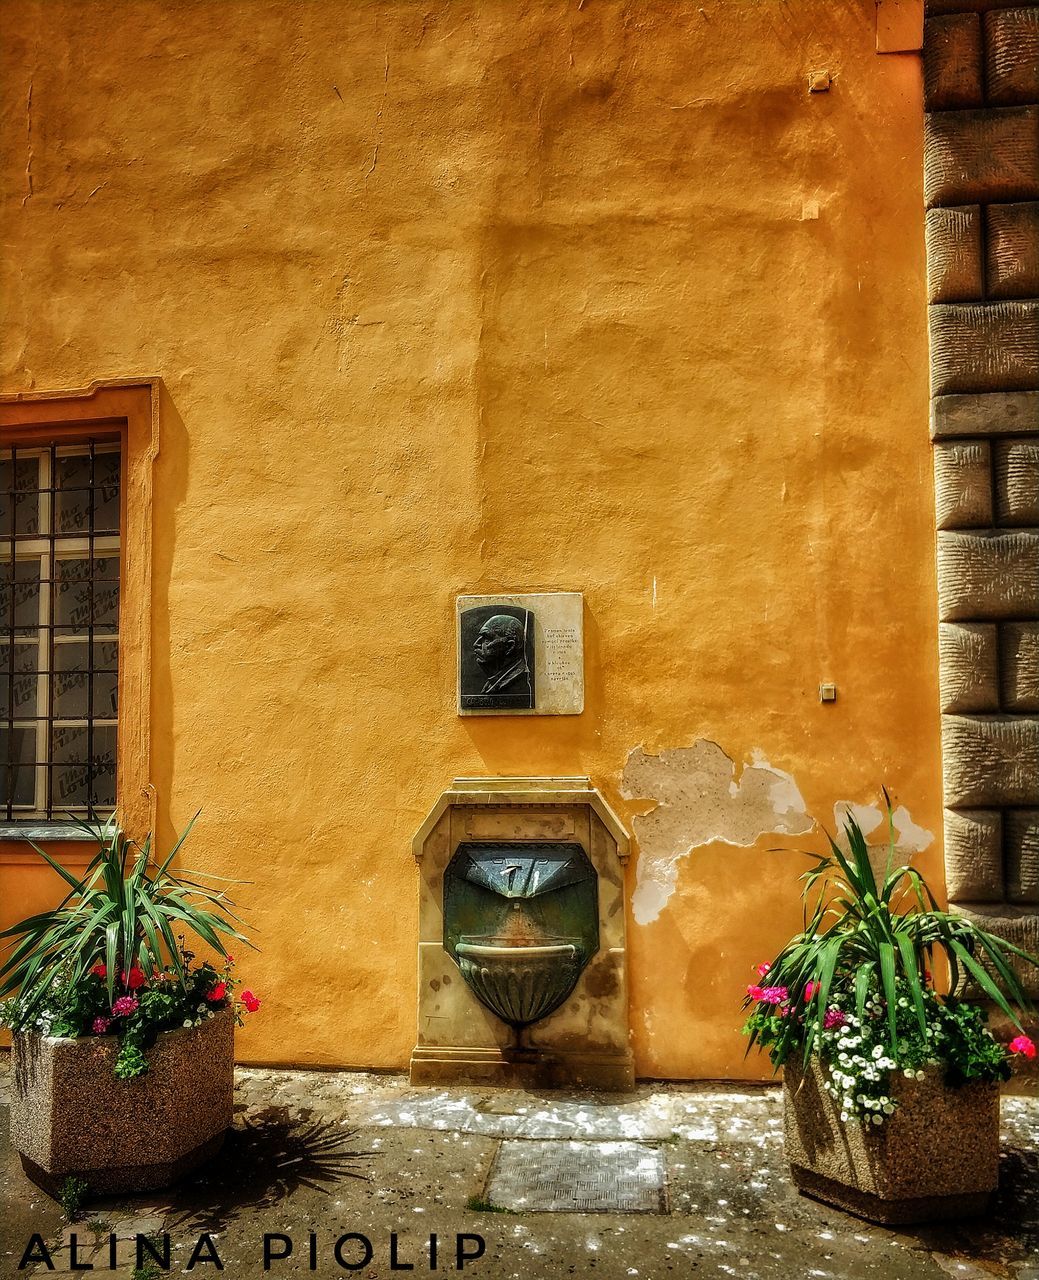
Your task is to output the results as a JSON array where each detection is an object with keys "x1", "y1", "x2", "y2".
[
  {"x1": 951, "y1": 903, "x2": 1039, "y2": 996},
  {"x1": 925, "y1": 206, "x2": 984, "y2": 302},
  {"x1": 924, "y1": 107, "x2": 1039, "y2": 207},
  {"x1": 10, "y1": 1010, "x2": 234, "y2": 1195},
  {"x1": 929, "y1": 301, "x2": 1039, "y2": 395},
  {"x1": 1007, "y1": 809, "x2": 1039, "y2": 903},
  {"x1": 1001, "y1": 621, "x2": 1039, "y2": 711},
  {"x1": 936, "y1": 529, "x2": 1039, "y2": 620},
  {"x1": 942, "y1": 714, "x2": 1039, "y2": 806},
  {"x1": 995, "y1": 439, "x2": 1039, "y2": 526},
  {"x1": 928, "y1": 0, "x2": 1039, "y2": 12},
  {"x1": 944, "y1": 807, "x2": 1004, "y2": 901},
  {"x1": 939, "y1": 622, "x2": 999, "y2": 712},
  {"x1": 986, "y1": 202, "x2": 1039, "y2": 301},
  {"x1": 930, "y1": 390, "x2": 1039, "y2": 439},
  {"x1": 784, "y1": 1059, "x2": 998, "y2": 1223},
  {"x1": 924, "y1": 13, "x2": 983, "y2": 110},
  {"x1": 934, "y1": 441, "x2": 992, "y2": 528},
  {"x1": 985, "y1": 8, "x2": 1039, "y2": 107}
]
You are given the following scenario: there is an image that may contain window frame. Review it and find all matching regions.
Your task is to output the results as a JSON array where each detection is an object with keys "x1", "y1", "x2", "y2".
[{"x1": 0, "y1": 381, "x2": 159, "y2": 847}]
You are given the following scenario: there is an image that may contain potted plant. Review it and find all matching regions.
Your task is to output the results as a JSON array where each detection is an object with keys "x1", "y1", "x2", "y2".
[
  {"x1": 0, "y1": 814, "x2": 261, "y2": 1196},
  {"x1": 742, "y1": 799, "x2": 1038, "y2": 1225}
]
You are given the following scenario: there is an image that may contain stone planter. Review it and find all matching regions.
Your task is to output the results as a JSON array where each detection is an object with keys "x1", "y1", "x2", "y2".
[
  {"x1": 783, "y1": 1057, "x2": 1000, "y2": 1224},
  {"x1": 10, "y1": 1008, "x2": 234, "y2": 1196}
]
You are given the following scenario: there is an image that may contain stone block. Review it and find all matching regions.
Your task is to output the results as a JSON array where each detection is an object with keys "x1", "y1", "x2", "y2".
[
  {"x1": 1001, "y1": 622, "x2": 1039, "y2": 711},
  {"x1": 924, "y1": 107, "x2": 1039, "y2": 207},
  {"x1": 944, "y1": 808, "x2": 1004, "y2": 901},
  {"x1": 926, "y1": 206, "x2": 984, "y2": 302},
  {"x1": 942, "y1": 714, "x2": 1039, "y2": 806},
  {"x1": 985, "y1": 9, "x2": 1039, "y2": 107},
  {"x1": 939, "y1": 623, "x2": 999, "y2": 712},
  {"x1": 930, "y1": 390, "x2": 1039, "y2": 439},
  {"x1": 987, "y1": 202, "x2": 1039, "y2": 302},
  {"x1": 924, "y1": 14, "x2": 982, "y2": 109},
  {"x1": 929, "y1": 0, "x2": 1039, "y2": 12},
  {"x1": 995, "y1": 439, "x2": 1039, "y2": 526},
  {"x1": 10, "y1": 1010, "x2": 234, "y2": 1195},
  {"x1": 784, "y1": 1059, "x2": 998, "y2": 1223},
  {"x1": 1007, "y1": 809, "x2": 1039, "y2": 903},
  {"x1": 929, "y1": 301, "x2": 1039, "y2": 396},
  {"x1": 936, "y1": 529, "x2": 1039, "y2": 620},
  {"x1": 951, "y1": 903, "x2": 1039, "y2": 996},
  {"x1": 934, "y1": 441, "x2": 992, "y2": 528}
]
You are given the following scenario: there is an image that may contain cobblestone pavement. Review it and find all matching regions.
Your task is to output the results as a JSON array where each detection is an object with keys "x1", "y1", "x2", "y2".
[{"x1": 1, "y1": 1065, "x2": 1037, "y2": 1280}]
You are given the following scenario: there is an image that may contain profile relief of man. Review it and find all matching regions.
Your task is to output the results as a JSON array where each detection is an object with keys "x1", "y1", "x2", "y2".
[{"x1": 473, "y1": 613, "x2": 531, "y2": 697}]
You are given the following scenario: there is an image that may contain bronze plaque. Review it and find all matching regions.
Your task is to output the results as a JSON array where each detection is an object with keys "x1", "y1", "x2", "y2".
[{"x1": 459, "y1": 604, "x2": 535, "y2": 711}]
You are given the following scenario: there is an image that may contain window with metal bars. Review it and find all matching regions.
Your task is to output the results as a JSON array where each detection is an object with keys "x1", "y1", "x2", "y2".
[{"x1": 1, "y1": 440, "x2": 120, "y2": 821}]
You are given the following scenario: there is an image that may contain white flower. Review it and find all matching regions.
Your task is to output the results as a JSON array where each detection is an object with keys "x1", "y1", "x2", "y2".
[
  {"x1": 871, "y1": 1114, "x2": 883, "y2": 1126},
  {"x1": 183, "y1": 1019, "x2": 192, "y2": 1028}
]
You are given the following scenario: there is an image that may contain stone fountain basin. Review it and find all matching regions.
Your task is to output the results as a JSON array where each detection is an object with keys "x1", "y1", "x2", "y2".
[{"x1": 455, "y1": 939, "x2": 582, "y2": 1028}]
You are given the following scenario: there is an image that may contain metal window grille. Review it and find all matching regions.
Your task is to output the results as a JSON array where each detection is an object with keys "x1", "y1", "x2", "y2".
[{"x1": 1, "y1": 440, "x2": 120, "y2": 821}]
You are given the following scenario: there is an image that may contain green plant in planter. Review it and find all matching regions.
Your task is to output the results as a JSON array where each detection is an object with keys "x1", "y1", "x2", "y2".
[
  {"x1": 743, "y1": 798, "x2": 1039, "y2": 1124},
  {"x1": 0, "y1": 812, "x2": 260, "y2": 1078}
]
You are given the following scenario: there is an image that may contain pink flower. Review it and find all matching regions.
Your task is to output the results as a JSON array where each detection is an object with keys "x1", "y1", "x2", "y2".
[
  {"x1": 1009, "y1": 1035, "x2": 1036, "y2": 1060},
  {"x1": 824, "y1": 1008, "x2": 846, "y2": 1029},
  {"x1": 241, "y1": 990, "x2": 261, "y2": 1013},
  {"x1": 91, "y1": 1016, "x2": 111, "y2": 1034},
  {"x1": 760, "y1": 986, "x2": 789, "y2": 1005},
  {"x1": 747, "y1": 984, "x2": 765, "y2": 1001},
  {"x1": 755, "y1": 962, "x2": 771, "y2": 978},
  {"x1": 111, "y1": 996, "x2": 138, "y2": 1017},
  {"x1": 207, "y1": 980, "x2": 227, "y2": 1003},
  {"x1": 804, "y1": 981, "x2": 820, "y2": 1002}
]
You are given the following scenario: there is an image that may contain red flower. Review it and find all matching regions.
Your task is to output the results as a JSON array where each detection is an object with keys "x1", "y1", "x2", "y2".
[
  {"x1": 755, "y1": 962, "x2": 771, "y2": 978},
  {"x1": 241, "y1": 990, "x2": 261, "y2": 1013},
  {"x1": 804, "y1": 981, "x2": 820, "y2": 1001},
  {"x1": 224, "y1": 955, "x2": 234, "y2": 966},
  {"x1": 122, "y1": 966, "x2": 146, "y2": 990},
  {"x1": 747, "y1": 984, "x2": 765, "y2": 1001},
  {"x1": 90, "y1": 962, "x2": 107, "y2": 978},
  {"x1": 1010, "y1": 1035, "x2": 1036, "y2": 1060},
  {"x1": 207, "y1": 981, "x2": 227, "y2": 1003}
]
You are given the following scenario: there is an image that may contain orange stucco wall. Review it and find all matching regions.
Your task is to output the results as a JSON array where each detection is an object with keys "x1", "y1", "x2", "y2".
[{"x1": 0, "y1": 0, "x2": 935, "y2": 1079}]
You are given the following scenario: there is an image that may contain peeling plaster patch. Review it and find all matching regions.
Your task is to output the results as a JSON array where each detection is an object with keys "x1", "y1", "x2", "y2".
[
  {"x1": 833, "y1": 801, "x2": 884, "y2": 841},
  {"x1": 621, "y1": 741, "x2": 814, "y2": 925},
  {"x1": 832, "y1": 800, "x2": 934, "y2": 856}
]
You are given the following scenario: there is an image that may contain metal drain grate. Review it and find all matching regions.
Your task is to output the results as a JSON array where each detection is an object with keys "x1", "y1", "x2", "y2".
[{"x1": 485, "y1": 1139, "x2": 667, "y2": 1213}]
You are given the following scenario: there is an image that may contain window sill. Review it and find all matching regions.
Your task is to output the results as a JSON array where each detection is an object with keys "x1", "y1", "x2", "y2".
[{"x1": 0, "y1": 823, "x2": 98, "y2": 842}]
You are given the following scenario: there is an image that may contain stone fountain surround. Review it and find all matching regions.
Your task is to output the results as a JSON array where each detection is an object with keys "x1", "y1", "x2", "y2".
[{"x1": 410, "y1": 777, "x2": 634, "y2": 1090}]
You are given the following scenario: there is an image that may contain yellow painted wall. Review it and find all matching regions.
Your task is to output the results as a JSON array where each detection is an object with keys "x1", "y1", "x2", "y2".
[{"x1": 0, "y1": 0, "x2": 935, "y2": 1079}]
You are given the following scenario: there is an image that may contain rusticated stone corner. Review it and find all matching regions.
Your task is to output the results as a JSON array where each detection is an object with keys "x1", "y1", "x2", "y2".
[
  {"x1": 944, "y1": 808, "x2": 1004, "y2": 900},
  {"x1": 939, "y1": 623, "x2": 999, "y2": 711},
  {"x1": 934, "y1": 441, "x2": 993, "y2": 527},
  {"x1": 928, "y1": 300, "x2": 1039, "y2": 395},
  {"x1": 1007, "y1": 809, "x2": 1039, "y2": 903},
  {"x1": 930, "y1": 390, "x2": 1039, "y2": 439},
  {"x1": 1000, "y1": 622, "x2": 1039, "y2": 711},
  {"x1": 994, "y1": 439, "x2": 1039, "y2": 525},
  {"x1": 926, "y1": 206, "x2": 984, "y2": 302},
  {"x1": 984, "y1": 8, "x2": 1039, "y2": 107},
  {"x1": 924, "y1": 12, "x2": 983, "y2": 110},
  {"x1": 936, "y1": 529, "x2": 1039, "y2": 620},
  {"x1": 924, "y1": 107, "x2": 1039, "y2": 207},
  {"x1": 941, "y1": 715, "x2": 1039, "y2": 807},
  {"x1": 951, "y1": 903, "x2": 1039, "y2": 997},
  {"x1": 986, "y1": 202, "x2": 1039, "y2": 300}
]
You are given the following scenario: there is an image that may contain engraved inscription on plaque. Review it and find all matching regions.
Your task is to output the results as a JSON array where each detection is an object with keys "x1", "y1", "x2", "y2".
[
  {"x1": 459, "y1": 605, "x2": 535, "y2": 711},
  {"x1": 456, "y1": 593, "x2": 584, "y2": 716}
]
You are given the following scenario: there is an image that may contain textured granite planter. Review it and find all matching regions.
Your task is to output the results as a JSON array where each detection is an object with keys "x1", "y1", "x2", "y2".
[
  {"x1": 10, "y1": 1008, "x2": 234, "y2": 1196},
  {"x1": 784, "y1": 1057, "x2": 999, "y2": 1224}
]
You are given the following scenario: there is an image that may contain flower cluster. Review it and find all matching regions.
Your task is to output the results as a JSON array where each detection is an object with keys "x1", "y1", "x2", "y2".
[
  {"x1": 1, "y1": 947, "x2": 261, "y2": 1079},
  {"x1": 743, "y1": 962, "x2": 1035, "y2": 1126}
]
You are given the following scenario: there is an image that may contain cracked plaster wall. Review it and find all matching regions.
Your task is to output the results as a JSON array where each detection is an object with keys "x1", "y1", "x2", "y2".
[{"x1": 0, "y1": 0, "x2": 940, "y2": 1079}]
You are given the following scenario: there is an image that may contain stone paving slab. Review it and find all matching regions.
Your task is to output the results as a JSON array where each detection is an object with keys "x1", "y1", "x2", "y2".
[
  {"x1": 1, "y1": 1063, "x2": 1037, "y2": 1280},
  {"x1": 485, "y1": 1139, "x2": 667, "y2": 1213}
]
